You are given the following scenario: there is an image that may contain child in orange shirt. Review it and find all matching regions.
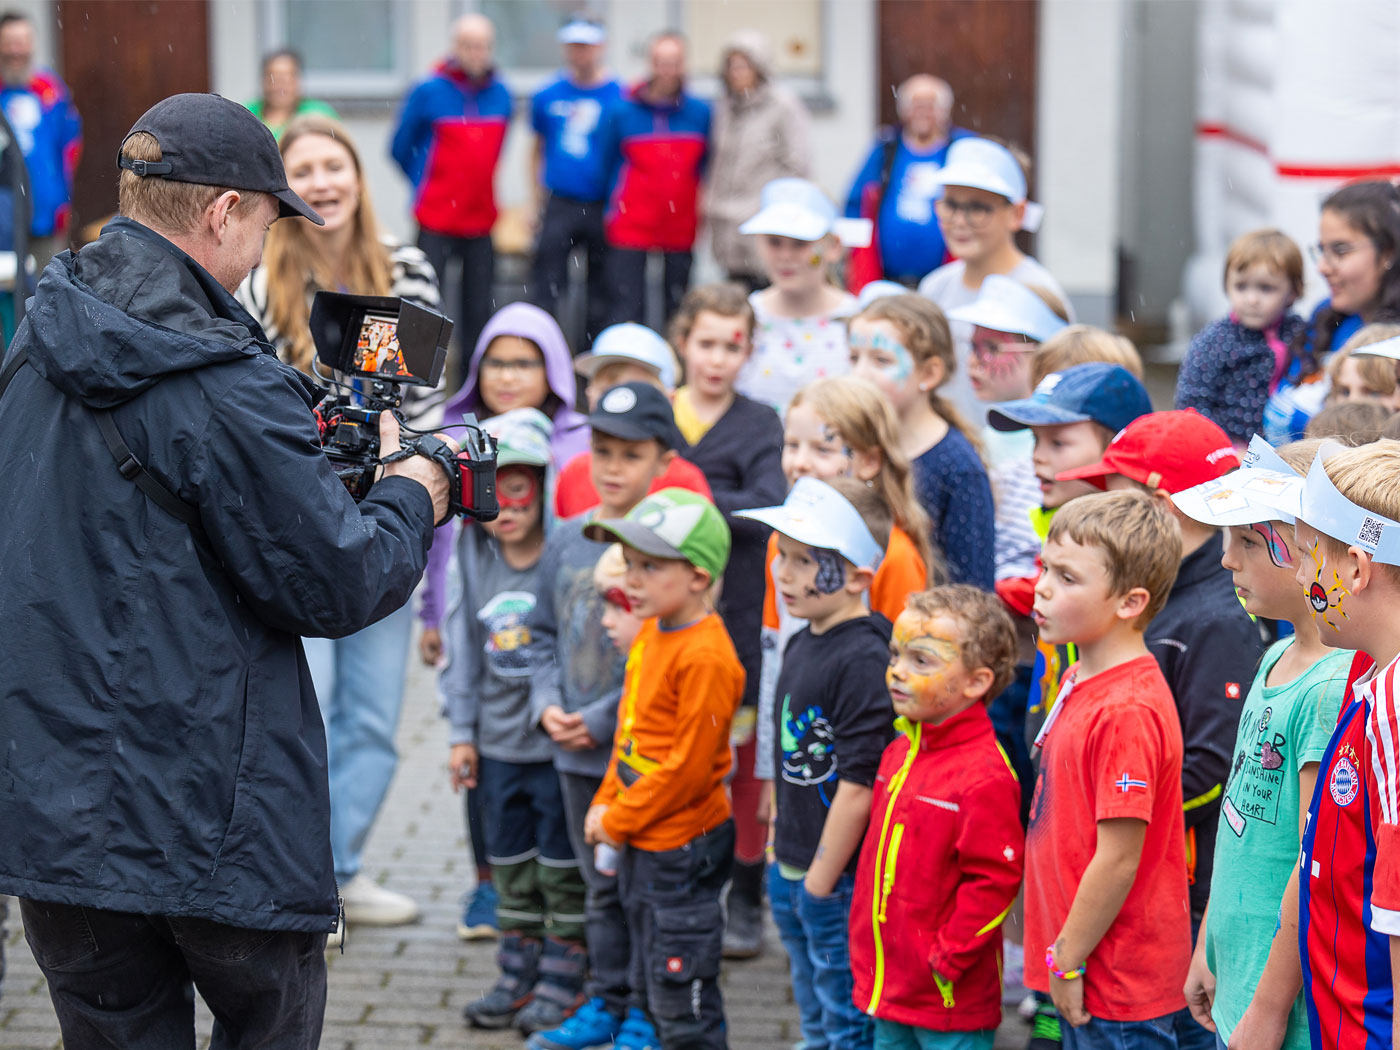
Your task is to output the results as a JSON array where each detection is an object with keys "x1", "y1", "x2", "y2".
[{"x1": 583, "y1": 488, "x2": 745, "y2": 1050}]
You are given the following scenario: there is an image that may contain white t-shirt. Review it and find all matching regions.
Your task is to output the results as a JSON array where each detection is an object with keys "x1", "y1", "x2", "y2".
[
  {"x1": 736, "y1": 289, "x2": 858, "y2": 416},
  {"x1": 918, "y1": 257, "x2": 1074, "y2": 427}
]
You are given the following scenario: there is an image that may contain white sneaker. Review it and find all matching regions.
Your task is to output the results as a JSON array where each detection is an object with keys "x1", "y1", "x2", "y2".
[{"x1": 340, "y1": 873, "x2": 420, "y2": 926}]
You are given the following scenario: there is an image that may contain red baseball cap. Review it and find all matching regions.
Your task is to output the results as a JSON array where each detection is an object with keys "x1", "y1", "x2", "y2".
[{"x1": 1056, "y1": 409, "x2": 1241, "y2": 493}]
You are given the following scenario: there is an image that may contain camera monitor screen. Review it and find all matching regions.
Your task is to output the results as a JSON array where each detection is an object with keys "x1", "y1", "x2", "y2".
[{"x1": 353, "y1": 312, "x2": 412, "y2": 378}]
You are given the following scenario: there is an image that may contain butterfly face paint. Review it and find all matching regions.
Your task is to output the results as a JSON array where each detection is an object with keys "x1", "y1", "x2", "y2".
[{"x1": 1250, "y1": 522, "x2": 1293, "y2": 568}]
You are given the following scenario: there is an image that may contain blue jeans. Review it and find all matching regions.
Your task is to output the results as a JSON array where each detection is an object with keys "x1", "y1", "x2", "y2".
[
  {"x1": 1060, "y1": 1013, "x2": 1178, "y2": 1050},
  {"x1": 768, "y1": 865, "x2": 871, "y2": 1050},
  {"x1": 874, "y1": 1020, "x2": 994, "y2": 1050},
  {"x1": 303, "y1": 602, "x2": 414, "y2": 883}
]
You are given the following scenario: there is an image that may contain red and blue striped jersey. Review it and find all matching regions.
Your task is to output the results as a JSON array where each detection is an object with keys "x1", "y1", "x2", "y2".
[{"x1": 1300, "y1": 651, "x2": 1400, "y2": 1050}]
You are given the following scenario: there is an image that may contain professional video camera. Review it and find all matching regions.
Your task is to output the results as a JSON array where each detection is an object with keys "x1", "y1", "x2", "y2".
[{"x1": 308, "y1": 291, "x2": 498, "y2": 523}]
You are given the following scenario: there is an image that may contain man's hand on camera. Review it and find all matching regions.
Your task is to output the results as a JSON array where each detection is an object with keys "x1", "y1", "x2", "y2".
[{"x1": 379, "y1": 412, "x2": 452, "y2": 523}]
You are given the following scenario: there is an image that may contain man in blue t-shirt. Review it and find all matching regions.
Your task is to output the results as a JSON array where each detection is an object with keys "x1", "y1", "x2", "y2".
[
  {"x1": 530, "y1": 16, "x2": 622, "y2": 350},
  {"x1": 844, "y1": 75, "x2": 975, "y2": 286}
]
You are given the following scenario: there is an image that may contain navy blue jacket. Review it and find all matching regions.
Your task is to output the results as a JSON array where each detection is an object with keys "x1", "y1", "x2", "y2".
[{"x1": 0, "y1": 218, "x2": 436, "y2": 932}]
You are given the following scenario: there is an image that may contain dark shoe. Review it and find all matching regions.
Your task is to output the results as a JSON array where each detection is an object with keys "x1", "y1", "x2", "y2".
[
  {"x1": 723, "y1": 859, "x2": 765, "y2": 959},
  {"x1": 463, "y1": 934, "x2": 542, "y2": 1029},
  {"x1": 516, "y1": 936, "x2": 587, "y2": 1034}
]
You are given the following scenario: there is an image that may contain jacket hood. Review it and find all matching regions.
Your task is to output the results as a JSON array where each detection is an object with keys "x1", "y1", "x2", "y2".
[
  {"x1": 722, "y1": 30, "x2": 773, "y2": 82},
  {"x1": 23, "y1": 217, "x2": 269, "y2": 409},
  {"x1": 433, "y1": 59, "x2": 498, "y2": 90},
  {"x1": 444, "y1": 301, "x2": 589, "y2": 464}
]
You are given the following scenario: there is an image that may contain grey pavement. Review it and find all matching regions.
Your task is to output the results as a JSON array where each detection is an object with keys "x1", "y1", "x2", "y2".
[{"x1": 0, "y1": 638, "x2": 1032, "y2": 1049}]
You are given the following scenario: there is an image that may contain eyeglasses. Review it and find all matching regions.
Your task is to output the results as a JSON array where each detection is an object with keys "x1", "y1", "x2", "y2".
[
  {"x1": 482, "y1": 357, "x2": 546, "y2": 375},
  {"x1": 934, "y1": 197, "x2": 1005, "y2": 229},
  {"x1": 971, "y1": 338, "x2": 1037, "y2": 362},
  {"x1": 601, "y1": 587, "x2": 632, "y2": 613},
  {"x1": 1308, "y1": 241, "x2": 1366, "y2": 265}
]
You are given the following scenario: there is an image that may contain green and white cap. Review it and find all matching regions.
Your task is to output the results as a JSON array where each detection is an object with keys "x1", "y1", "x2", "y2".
[{"x1": 583, "y1": 487, "x2": 731, "y2": 581}]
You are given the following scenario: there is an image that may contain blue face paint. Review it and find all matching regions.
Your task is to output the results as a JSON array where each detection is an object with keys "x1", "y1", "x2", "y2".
[
  {"x1": 851, "y1": 328, "x2": 915, "y2": 385},
  {"x1": 810, "y1": 548, "x2": 847, "y2": 595}
]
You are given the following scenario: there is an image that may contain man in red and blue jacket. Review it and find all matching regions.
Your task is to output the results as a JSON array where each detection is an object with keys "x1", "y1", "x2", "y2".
[
  {"x1": 598, "y1": 32, "x2": 709, "y2": 329},
  {"x1": 391, "y1": 13, "x2": 510, "y2": 370}
]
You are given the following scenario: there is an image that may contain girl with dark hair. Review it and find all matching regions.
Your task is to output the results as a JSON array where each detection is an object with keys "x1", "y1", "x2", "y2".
[
  {"x1": 1264, "y1": 179, "x2": 1400, "y2": 442},
  {"x1": 246, "y1": 48, "x2": 337, "y2": 138}
]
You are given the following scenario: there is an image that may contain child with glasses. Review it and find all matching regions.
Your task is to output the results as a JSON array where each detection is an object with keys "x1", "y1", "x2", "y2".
[
  {"x1": 916, "y1": 138, "x2": 1074, "y2": 427},
  {"x1": 1175, "y1": 229, "x2": 1305, "y2": 448}
]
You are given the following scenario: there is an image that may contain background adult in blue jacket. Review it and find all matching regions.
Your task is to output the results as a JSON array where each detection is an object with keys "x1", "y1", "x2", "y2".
[
  {"x1": 529, "y1": 16, "x2": 621, "y2": 351},
  {"x1": 391, "y1": 14, "x2": 510, "y2": 376},
  {"x1": 0, "y1": 93, "x2": 448, "y2": 1047}
]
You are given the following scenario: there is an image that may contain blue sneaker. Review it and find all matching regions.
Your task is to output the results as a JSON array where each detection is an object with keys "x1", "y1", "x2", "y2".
[
  {"x1": 613, "y1": 1008, "x2": 660, "y2": 1050},
  {"x1": 527, "y1": 996, "x2": 622, "y2": 1050},
  {"x1": 457, "y1": 881, "x2": 499, "y2": 941}
]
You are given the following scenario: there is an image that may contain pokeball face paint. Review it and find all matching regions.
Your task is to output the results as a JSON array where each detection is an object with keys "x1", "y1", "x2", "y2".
[{"x1": 1304, "y1": 541, "x2": 1349, "y2": 631}]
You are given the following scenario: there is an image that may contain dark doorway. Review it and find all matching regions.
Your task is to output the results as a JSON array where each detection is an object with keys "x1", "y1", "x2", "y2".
[{"x1": 57, "y1": 1, "x2": 210, "y2": 238}]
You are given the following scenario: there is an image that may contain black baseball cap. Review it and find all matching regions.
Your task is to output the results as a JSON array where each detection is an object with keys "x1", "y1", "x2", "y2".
[
  {"x1": 117, "y1": 93, "x2": 323, "y2": 225},
  {"x1": 588, "y1": 381, "x2": 679, "y2": 449}
]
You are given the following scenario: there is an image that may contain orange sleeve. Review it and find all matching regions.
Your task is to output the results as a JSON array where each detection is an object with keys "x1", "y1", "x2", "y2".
[
  {"x1": 763, "y1": 532, "x2": 779, "y2": 631},
  {"x1": 869, "y1": 525, "x2": 927, "y2": 622},
  {"x1": 600, "y1": 635, "x2": 743, "y2": 844}
]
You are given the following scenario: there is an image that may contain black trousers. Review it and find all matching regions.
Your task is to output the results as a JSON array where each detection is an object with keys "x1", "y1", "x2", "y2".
[
  {"x1": 19, "y1": 898, "x2": 327, "y2": 1050},
  {"x1": 559, "y1": 770, "x2": 632, "y2": 1015},
  {"x1": 604, "y1": 247, "x2": 692, "y2": 331},
  {"x1": 416, "y1": 229, "x2": 496, "y2": 380},
  {"x1": 620, "y1": 821, "x2": 734, "y2": 1050},
  {"x1": 532, "y1": 195, "x2": 610, "y2": 350}
]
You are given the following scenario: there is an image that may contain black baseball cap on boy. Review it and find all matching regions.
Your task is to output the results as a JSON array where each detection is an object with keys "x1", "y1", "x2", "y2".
[
  {"x1": 588, "y1": 381, "x2": 680, "y2": 449},
  {"x1": 117, "y1": 93, "x2": 324, "y2": 225}
]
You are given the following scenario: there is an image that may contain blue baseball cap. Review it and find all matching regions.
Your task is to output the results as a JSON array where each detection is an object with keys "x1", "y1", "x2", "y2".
[{"x1": 987, "y1": 362, "x2": 1152, "y2": 433}]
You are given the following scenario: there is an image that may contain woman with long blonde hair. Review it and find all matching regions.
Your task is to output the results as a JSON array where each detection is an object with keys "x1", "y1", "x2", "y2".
[{"x1": 237, "y1": 114, "x2": 443, "y2": 939}]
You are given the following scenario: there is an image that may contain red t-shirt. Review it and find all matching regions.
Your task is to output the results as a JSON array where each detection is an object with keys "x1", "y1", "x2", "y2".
[
  {"x1": 1024, "y1": 654, "x2": 1192, "y2": 1021},
  {"x1": 554, "y1": 452, "x2": 713, "y2": 519}
]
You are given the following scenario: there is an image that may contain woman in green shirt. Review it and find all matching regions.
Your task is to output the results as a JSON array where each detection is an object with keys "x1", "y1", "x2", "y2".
[{"x1": 246, "y1": 48, "x2": 337, "y2": 139}]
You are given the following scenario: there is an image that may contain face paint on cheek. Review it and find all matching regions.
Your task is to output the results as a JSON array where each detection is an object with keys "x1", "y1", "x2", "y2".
[
  {"x1": 860, "y1": 330, "x2": 916, "y2": 385},
  {"x1": 809, "y1": 250, "x2": 824, "y2": 268},
  {"x1": 1250, "y1": 522, "x2": 1293, "y2": 568},
  {"x1": 1305, "y1": 542, "x2": 1350, "y2": 631},
  {"x1": 809, "y1": 548, "x2": 847, "y2": 595}
]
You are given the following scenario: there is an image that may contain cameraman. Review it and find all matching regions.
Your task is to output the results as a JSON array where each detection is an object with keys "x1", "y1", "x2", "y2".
[{"x1": 0, "y1": 94, "x2": 448, "y2": 1046}]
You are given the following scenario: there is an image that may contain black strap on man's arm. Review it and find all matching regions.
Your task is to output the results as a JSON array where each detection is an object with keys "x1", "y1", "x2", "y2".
[{"x1": 0, "y1": 345, "x2": 199, "y2": 526}]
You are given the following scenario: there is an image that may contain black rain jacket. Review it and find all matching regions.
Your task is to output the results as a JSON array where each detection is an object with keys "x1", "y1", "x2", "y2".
[{"x1": 0, "y1": 218, "x2": 435, "y2": 932}]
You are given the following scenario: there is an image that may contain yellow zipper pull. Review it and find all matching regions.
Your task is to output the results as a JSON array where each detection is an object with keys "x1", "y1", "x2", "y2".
[
  {"x1": 933, "y1": 971, "x2": 955, "y2": 1009},
  {"x1": 878, "y1": 823, "x2": 904, "y2": 923}
]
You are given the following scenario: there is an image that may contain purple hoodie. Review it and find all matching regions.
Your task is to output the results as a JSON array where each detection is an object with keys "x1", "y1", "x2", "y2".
[{"x1": 421, "y1": 302, "x2": 589, "y2": 629}]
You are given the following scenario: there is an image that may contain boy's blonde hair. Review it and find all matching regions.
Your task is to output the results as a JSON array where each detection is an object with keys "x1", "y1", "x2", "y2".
[
  {"x1": 1326, "y1": 323, "x2": 1400, "y2": 398},
  {"x1": 1313, "y1": 440, "x2": 1400, "y2": 583},
  {"x1": 1045, "y1": 489, "x2": 1182, "y2": 627},
  {"x1": 593, "y1": 360, "x2": 668, "y2": 394},
  {"x1": 593, "y1": 543, "x2": 628, "y2": 590},
  {"x1": 825, "y1": 476, "x2": 894, "y2": 554},
  {"x1": 903, "y1": 585, "x2": 1018, "y2": 698},
  {"x1": 1276, "y1": 438, "x2": 1326, "y2": 474},
  {"x1": 789, "y1": 376, "x2": 941, "y2": 585},
  {"x1": 1030, "y1": 325, "x2": 1143, "y2": 390},
  {"x1": 851, "y1": 293, "x2": 980, "y2": 451},
  {"x1": 1306, "y1": 400, "x2": 1391, "y2": 445},
  {"x1": 668, "y1": 282, "x2": 755, "y2": 351},
  {"x1": 1224, "y1": 228, "x2": 1304, "y2": 298}
]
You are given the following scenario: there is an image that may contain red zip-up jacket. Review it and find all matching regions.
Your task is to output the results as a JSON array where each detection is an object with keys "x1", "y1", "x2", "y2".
[{"x1": 850, "y1": 705, "x2": 1023, "y2": 1032}]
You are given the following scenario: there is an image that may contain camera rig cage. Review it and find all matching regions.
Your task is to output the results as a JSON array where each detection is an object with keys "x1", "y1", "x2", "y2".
[{"x1": 308, "y1": 292, "x2": 498, "y2": 523}]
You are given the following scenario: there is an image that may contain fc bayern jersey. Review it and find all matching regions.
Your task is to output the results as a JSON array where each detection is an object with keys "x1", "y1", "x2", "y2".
[{"x1": 1300, "y1": 651, "x2": 1400, "y2": 1050}]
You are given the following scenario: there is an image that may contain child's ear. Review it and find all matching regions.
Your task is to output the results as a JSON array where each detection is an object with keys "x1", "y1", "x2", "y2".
[
  {"x1": 1346, "y1": 546, "x2": 1374, "y2": 595},
  {"x1": 846, "y1": 564, "x2": 876, "y2": 595},
  {"x1": 1114, "y1": 585, "x2": 1152, "y2": 623},
  {"x1": 851, "y1": 448, "x2": 882, "y2": 483},
  {"x1": 917, "y1": 355, "x2": 945, "y2": 393},
  {"x1": 656, "y1": 447, "x2": 677, "y2": 477},
  {"x1": 689, "y1": 567, "x2": 714, "y2": 596},
  {"x1": 962, "y1": 665, "x2": 997, "y2": 701}
]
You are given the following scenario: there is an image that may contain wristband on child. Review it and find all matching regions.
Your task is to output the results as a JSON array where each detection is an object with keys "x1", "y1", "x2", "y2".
[{"x1": 1045, "y1": 946, "x2": 1086, "y2": 981}]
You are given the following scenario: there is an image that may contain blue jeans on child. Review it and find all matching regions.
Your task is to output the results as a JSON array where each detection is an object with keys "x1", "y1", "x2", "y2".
[
  {"x1": 767, "y1": 865, "x2": 872, "y2": 1050},
  {"x1": 1060, "y1": 1013, "x2": 1178, "y2": 1050},
  {"x1": 303, "y1": 601, "x2": 414, "y2": 883},
  {"x1": 874, "y1": 1020, "x2": 994, "y2": 1050}
]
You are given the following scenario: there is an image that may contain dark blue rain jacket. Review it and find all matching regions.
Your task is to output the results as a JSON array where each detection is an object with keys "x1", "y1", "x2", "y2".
[{"x1": 0, "y1": 217, "x2": 435, "y2": 932}]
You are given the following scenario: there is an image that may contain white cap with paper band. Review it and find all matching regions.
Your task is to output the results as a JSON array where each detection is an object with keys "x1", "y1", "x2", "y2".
[
  {"x1": 1171, "y1": 435, "x2": 1304, "y2": 527},
  {"x1": 1350, "y1": 335, "x2": 1400, "y2": 362},
  {"x1": 740, "y1": 177, "x2": 873, "y2": 248},
  {"x1": 734, "y1": 477, "x2": 884, "y2": 571},
  {"x1": 948, "y1": 274, "x2": 1067, "y2": 344},
  {"x1": 1293, "y1": 441, "x2": 1400, "y2": 565},
  {"x1": 932, "y1": 138, "x2": 1043, "y2": 233}
]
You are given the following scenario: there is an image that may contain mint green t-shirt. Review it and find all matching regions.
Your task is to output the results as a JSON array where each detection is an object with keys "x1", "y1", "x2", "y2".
[{"x1": 1205, "y1": 640, "x2": 1352, "y2": 1048}]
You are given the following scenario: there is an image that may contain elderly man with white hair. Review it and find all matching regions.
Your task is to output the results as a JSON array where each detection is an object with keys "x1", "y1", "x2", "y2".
[{"x1": 843, "y1": 73, "x2": 975, "y2": 289}]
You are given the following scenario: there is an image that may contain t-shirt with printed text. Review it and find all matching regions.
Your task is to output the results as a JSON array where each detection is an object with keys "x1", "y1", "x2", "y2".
[{"x1": 1024, "y1": 654, "x2": 1191, "y2": 1021}]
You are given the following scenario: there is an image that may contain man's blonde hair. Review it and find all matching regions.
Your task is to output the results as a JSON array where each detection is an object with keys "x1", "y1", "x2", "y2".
[
  {"x1": 118, "y1": 131, "x2": 271, "y2": 234},
  {"x1": 1314, "y1": 440, "x2": 1400, "y2": 584},
  {"x1": 1031, "y1": 325, "x2": 1143, "y2": 390},
  {"x1": 903, "y1": 584, "x2": 1018, "y2": 698},
  {"x1": 1046, "y1": 489, "x2": 1182, "y2": 627}
]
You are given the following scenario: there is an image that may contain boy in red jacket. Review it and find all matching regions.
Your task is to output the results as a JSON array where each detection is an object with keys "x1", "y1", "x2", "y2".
[{"x1": 850, "y1": 584, "x2": 1024, "y2": 1049}]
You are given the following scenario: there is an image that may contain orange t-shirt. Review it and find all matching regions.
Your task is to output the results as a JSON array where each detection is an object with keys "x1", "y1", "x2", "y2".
[
  {"x1": 594, "y1": 614, "x2": 745, "y2": 851},
  {"x1": 554, "y1": 451, "x2": 713, "y2": 519},
  {"x1": 761, "y1": 523, "x2": 929, "y2": 635}
]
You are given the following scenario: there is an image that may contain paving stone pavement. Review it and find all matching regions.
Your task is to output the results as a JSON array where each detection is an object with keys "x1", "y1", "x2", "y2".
[{"x1": 0, "y1": 636, "x2": 1031, "y2": 1049}]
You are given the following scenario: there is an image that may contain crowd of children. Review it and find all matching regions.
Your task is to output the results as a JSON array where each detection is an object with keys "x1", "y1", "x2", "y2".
[{"x1": 411, "y1": 169, "x2": 1400, "y2": 1050}]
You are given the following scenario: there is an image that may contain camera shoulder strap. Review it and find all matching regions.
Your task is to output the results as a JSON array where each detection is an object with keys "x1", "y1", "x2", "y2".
[{"x1": 0, "y1": 345, "x2": 199, "y2": 527}]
